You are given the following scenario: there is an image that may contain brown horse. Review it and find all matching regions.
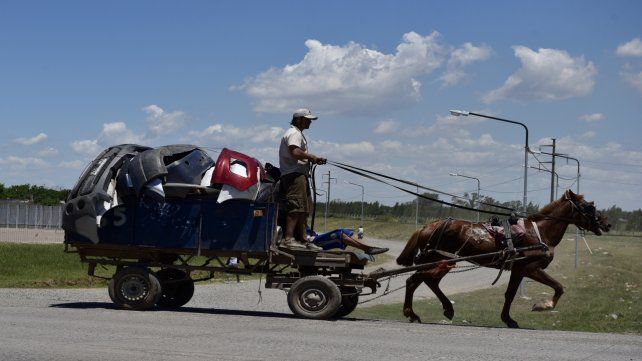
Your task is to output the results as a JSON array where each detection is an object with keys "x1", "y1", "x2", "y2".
[{"x1": 396, "y1": 190, "x2": 611, "y2": 328}]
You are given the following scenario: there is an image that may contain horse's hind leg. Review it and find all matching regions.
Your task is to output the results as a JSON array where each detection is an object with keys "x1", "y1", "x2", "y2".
[
  {"x1": 403, "y1": 272, "x2": 425, "y2": 323},
  {"x1": 527, "y1": 268, "x2": 564, "y2": 311},
  {"x1": 501, "y1": 270, "x2": 524, "y2": 328},
  {"x1": 423, "y1": 276, "x2": 454, "y2": 320}
]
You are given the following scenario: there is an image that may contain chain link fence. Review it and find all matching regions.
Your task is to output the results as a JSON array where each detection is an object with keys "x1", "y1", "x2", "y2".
[
  {"x1": 0, "y1": 202, "x2": 65, "y2": 243},
  {"x1": 0, "y1": 202, "x2": 63, "y2": 228}
]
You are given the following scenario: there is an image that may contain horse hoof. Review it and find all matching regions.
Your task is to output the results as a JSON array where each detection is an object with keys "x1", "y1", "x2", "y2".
[
  {"x1": 507, "y1": 320, "x2": 520, "y2": 329},
  {"x1": 443, "y1": 308, "x2": 454, "y2": 320},
  {"x1": 532, "y1": 301, "x2": 553, "y2": 312}
]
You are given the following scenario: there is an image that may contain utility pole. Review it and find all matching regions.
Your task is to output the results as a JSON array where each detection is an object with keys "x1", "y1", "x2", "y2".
[
  {"x1": 415, "y1": 185, "x2": 419, "y2": 229},
  {"x1": 540, "y1": 138, "x2": 557, "y2": 202},
  {"x1": 322, "y1": 171, "x2": 336, "y2": 232}
]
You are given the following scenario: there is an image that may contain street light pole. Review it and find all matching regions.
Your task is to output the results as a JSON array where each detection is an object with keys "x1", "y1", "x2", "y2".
[
  {"x1": 450, "y1": 110, "x2": 530, "y2": 215},
  {"x1": 346, "y1": 181, "x2": 365, "y2": 225},
  {"x1": 538, "y1": 151, "x2": 581, "y2": 268},
  {"x1": 449, "y1": 172, "x2": 481, "y2": 222},
  {"x1": 450, "y1": 109, "x2": 530, "y2": 297}
]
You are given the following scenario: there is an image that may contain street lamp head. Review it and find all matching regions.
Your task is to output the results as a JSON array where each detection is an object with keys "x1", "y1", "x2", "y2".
[
  {"x1": 449, "y1": 172, "x2": 458, "y2": 176},
  {"x1": 449, "y1": 109, "x2": 470, "y2": 116}
]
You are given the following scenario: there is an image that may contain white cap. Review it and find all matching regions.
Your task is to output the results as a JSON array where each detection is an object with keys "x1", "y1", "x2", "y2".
[{"x1": 292, "y1": 108, "x2": 318, "y2": 120}]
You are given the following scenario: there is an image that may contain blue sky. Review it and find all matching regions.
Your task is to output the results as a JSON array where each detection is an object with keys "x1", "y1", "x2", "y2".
[{"x1": 1, "y1": 0, "x2": 641, "y2": 211}]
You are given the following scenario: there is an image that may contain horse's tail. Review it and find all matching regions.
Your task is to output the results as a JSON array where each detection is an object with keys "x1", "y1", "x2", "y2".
[
  {"x1": 396, "y1": 228, "x2": 424, "y2": 266},
  {"x1": 397, "y1": 220, "x2": 449, "y2": 266}
]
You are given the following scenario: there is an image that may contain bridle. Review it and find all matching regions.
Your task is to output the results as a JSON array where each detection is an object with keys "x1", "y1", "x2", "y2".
[
  {"x1": 561, "y1": 193, "x2": 598, "y2": 232},
  {"x1": 529, "y1": 193, "x2": 599, "y2": 233}
]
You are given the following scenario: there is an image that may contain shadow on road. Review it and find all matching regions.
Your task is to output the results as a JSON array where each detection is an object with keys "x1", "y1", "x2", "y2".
[
  {"x1": 50, "y1": 302, "x2": 314, "y2": 321},
  {"x1": 48, "y1": 302, "x2": 521, "y2": 329}
]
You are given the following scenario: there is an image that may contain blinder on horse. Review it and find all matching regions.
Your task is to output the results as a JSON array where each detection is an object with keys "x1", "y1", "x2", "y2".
[{"x1": 564, "y1": 193, "x2": 610, "y2": 235}]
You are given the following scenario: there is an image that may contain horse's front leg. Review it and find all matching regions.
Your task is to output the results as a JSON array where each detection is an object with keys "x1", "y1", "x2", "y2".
[
  {"x1": 423, "y1": 276, "x2": 454, "y2": 320},
  {"x1": 526, "y1": 267, "x2": 564, "y2": 311},
  {"x1": 403, "y1": 272, "x2": 424, "y2": 323},
  {"x1": 501, "y1": 270, "x2": 524, "y2": 328}
]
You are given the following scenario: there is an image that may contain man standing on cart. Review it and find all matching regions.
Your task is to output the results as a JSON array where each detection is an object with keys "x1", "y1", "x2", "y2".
[{"x1": 279, "y1": 108, "x2": 326, "y2": 250}]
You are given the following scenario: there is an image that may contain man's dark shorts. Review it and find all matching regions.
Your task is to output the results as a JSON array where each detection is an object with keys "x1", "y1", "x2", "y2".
[{"x1": 280, "y1": 172, "x2": 312, "y2": 214}]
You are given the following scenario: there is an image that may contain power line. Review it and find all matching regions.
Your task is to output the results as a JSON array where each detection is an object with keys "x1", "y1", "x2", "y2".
[
  {"x1": 481, "y1": 186, "x2": 551, "y2": 194},
  {"x1": 582, "y1": 178, "x2": 642, "y2": 187},
  {"x1": 483, "y1": 176, "x2": 524, "y2": 188},
  {"x1": 582, "y1": 159, "x2": 642, "y2": 167}
]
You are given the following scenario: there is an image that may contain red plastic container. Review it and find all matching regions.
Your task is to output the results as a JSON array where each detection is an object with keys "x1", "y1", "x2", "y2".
[{"x1": 211, "y1": 148, "x2": 265, "y2": 191}]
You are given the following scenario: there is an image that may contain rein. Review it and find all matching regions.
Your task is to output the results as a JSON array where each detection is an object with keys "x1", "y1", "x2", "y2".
[
  {"x1": 326, "y1": 160, "x2": 598, "y2": 232},
  {"x1": 329, "y1": 161, "x2": 515, "y2": 217}
]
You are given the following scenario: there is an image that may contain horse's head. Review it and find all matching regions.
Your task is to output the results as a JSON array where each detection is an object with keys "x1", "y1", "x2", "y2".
[{"x1": 564, "y1": 190, "x2": 611, "y2": 235}]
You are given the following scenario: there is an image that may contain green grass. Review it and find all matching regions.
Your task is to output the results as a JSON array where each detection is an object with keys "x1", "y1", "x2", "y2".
[
  {"x1": 0, "y1": 240, "x2": 392, "y2": 288},
  {"x1": 352, "y1": 234, "x2": 642, "y2": 334},
  {"x1": 319, "y1": 216, "x2": 418, "y2": 242},
  {"x1": 0, "y1": 243, "x2": 260, "y2": 288},
  {"x1": 0, "y1": 243, "x2": 107, "y2": 288}
]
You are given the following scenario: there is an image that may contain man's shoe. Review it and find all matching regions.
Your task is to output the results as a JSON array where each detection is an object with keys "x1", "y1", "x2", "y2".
[
  {"x1": 281, "y1": 238, "x2": 306, "y2": 249},
  {"x1": 366, "y1": 247, "x2": 389, "y2": 255},
  {"x1": 305, "y1": 242, "x2": 323, "y2": 251}
]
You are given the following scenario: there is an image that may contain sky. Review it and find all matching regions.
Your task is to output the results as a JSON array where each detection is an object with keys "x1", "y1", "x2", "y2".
[{"x1": 1, "y1": 0, "x2": 641, "y2": 211}]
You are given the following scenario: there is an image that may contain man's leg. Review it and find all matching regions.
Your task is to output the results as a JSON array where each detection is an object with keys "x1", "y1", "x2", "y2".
[
  {"x1": 340, "y1": 233, "x2": 388, "y2": 255},
  {"x1": 294, "y1": 212, "x2": 308, "y2": 243},
  {"x1": 284, "y1": 212, "x2": 300, "y2": 241}
]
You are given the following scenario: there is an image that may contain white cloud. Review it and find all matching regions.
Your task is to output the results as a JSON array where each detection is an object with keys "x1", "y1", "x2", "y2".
[
  {"x1": 71, "y1": 139, "x2": 101, "y2": 156},
  {"x1": 580, "y1": 131, "x2": 596, "y2": 140},
  {"x1": 579, "y1": 113, "x2": 605, "y2": 122},
  {"x1": 373, "y1": 120, "x2": 399, "y2": 134},
  {"x1": 400, "y1": 113, "x2": 482, "y2": 138},
  {"x1": 98, "y1": 122, "x2": 144, "y2": 144},
  {"x1": 621, "y1": 71, "x2": 642, "y2": 94},
  {"x1": 58, "y1": 160, "x2": 84, "y2": 169},
  {"x1": 483, "y1": 46, "x2": 597, "y2": 103},
  {"x1": 616, "y1": 38, "x2": 642, "y2": 57},
  {"x1": 14, "y1": 133, "x2": 47, "y2": 145},
  {"x1": 143, "y1": 105, "x2": 187, "y2": 135},
  {"x1": 440, "y1": 42, "x2": 492, "y2": 86},
  {"x1": 188, "y1": 123, "x2": 284, "y2": 146},
  {"x1": 237, "y1": 31, "x2": 448, "y2": 115},
  {"x1": 37, "y1": 147, "x2": 59, "y2": 157},
  {"x1": 0, "y1": 156, "x2": 47, "y2": 169},
  {"x1": 457, "y1": 133, "x2": 497, "y2": 147},
  {"x1": 313, "y1": 140, "x2": 375, "y2": 160},
  {"x1": 380, "y1": 140, "x2": 402, "y2": 151}
]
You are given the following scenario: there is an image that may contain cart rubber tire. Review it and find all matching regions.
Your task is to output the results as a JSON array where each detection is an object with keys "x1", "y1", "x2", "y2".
[
  {"x1": 107, "y1": 278, "x2": 119, "y2": 306},
  {"x1": 156, "y1": 268, "x2": 195, "y2": 309},
  {"x1": 334, "y1": 287, "x2": 359, "y2": 318},
  {"x1": 287, "y1": 276, "x2": 341, "y2": 320},
  {"x1": 110, "y1": 267, "x2": 161, "y2": 310}
]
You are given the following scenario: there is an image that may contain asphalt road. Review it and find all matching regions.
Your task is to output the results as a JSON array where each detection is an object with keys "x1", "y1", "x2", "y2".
[
  {"x1": 0, "y1": 237, "x2": 640, "y2": 360},
  {"x1": 0, "y1": 287, "x2": 640, "y2": 361}
]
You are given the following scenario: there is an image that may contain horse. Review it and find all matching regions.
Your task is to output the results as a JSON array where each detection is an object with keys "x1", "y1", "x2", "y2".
[{"x1": 395, "y1": 190, "x2": 611, "y2": 328}]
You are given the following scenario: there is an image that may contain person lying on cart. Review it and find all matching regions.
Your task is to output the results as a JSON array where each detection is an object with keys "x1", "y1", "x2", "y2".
[{"x1": 306, "y1": 227, "x2": 389, "y2": 256}]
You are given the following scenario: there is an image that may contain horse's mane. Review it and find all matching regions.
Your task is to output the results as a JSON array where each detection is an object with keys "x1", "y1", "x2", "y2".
[{"x1": 526, "y1": 192, "x2": 584, "y2": 222}]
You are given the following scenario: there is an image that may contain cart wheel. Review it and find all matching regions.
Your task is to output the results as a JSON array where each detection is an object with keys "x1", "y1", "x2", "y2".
[
  {"x1": 156, "y1": 268, "x2": 195, "y2": 309},
  {"x1": 110, "y1": 267, "x2": 161, "y2": 310},
  {"x1": 287, "y1": 276, "x2": 341, "y2": 320},
  {"x1": 334, "y1": 287, "x2": 360, "y2": 318}
]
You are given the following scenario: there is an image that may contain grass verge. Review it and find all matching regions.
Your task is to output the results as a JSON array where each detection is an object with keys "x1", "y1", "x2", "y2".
[
  {"x1": 352, "y1": 234, "x2": 642, "y2": 334},
  {"x1": 0, "y1": 241, "x2": 392, "y2": 288}
]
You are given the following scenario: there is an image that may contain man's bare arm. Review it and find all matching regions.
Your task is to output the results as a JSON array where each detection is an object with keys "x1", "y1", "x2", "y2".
[{"x1": 289, "y1": 145, "x2": 327, "y2": 164}]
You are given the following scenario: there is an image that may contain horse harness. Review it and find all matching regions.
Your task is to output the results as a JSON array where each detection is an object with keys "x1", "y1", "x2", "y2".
[{"x1": 413, "y1": 216, "x2": 550, "y2": 284}]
